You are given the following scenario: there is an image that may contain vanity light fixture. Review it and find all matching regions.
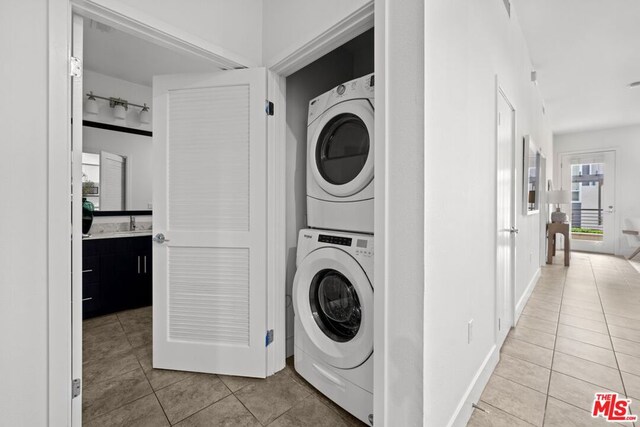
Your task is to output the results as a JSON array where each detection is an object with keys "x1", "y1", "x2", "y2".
[
  {"x1": 84, "y1": 92, "x2": 151, "y2": 122},
  {"x1": 139, "y1": 103, "x2": 151, "y2": 124},
  {"x1": 85, "y1": 92, "x2": 99, "y2": 115}
]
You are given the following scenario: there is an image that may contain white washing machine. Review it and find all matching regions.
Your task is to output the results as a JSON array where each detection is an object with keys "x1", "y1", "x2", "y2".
[
  {"x1": 307, "y1": 73, "x2": 374, "y2": 234},
  {"x1": 293, "y1": 228, "x2": 373, "y2": 426}
]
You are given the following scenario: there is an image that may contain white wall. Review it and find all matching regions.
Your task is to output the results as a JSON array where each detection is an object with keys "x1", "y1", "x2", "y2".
[
  {"x1": 554, "y1": 125, "x2": 640, "y2": 256},
  {"x1": 0, "y1": 1, "x2": 50, "y2": 425},
  {"x1": 423, "y1": 1, "x2": 553, "y2": 425},
  {"x1": 86, "y1": 0, "x2": 263, "y2": 66},
  {"x1": 262, "y1": 0, "x2": 371, "y2": 67},
  {"x1": 84, "y1": 69, "x2": 153, "y2": 131}
]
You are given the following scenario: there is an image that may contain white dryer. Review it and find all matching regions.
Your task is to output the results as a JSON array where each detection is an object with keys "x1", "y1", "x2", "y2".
[
  {"x1": 307, "y1": 73, "x2": 374, "y2": 234},
  {"x1": 293, "y1": 229, "x2": 373, "y2": 426}
]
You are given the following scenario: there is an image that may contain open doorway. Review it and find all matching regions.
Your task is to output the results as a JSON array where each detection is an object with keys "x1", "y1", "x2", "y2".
[{"x1": 73, "y1": 11, "x2": 374, "y2": 427}]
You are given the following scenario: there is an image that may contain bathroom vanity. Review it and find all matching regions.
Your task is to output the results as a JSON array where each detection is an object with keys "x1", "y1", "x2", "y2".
[{"x1": 82, "y1": 232, "x2": 152, "y2": 319}]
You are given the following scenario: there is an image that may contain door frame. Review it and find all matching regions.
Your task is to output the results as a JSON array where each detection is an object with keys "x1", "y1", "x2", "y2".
[
  {"x1": 557, "y1": 149, "x2": 618, "y2": 254},
  {"x1": 495, "y1": 84, "x2": 517, "y2": 346},
  {"x1": 48, "y1": 1, "x2": 381, "y2": 425}
]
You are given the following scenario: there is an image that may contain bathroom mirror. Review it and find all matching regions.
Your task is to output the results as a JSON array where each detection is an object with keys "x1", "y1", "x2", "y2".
[
  {"x1": 523, "y1": 135, "x2": 541, "y2": 215},
  {"x1": 82, "y1": 122, "x2": 152, "y2": 212}
]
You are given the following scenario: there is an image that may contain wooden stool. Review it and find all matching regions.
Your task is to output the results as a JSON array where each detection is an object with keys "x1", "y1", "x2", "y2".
[{"x1": 547, "y1": 223, "x2": 570, "y2": 266}]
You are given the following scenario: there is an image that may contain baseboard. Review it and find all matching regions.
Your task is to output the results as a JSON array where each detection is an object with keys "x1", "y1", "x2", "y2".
[
  {"x1": 447, "y1": 345, "x2": 500, "y2": 427},
  {"x1": 515, "y1": 267, "x2": 541, "y2": 323}
]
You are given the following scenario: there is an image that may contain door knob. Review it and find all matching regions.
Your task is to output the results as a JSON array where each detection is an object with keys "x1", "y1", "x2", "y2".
[
  {"x1": 153, "y1": 233, "x2": 170, "y2": 243},
  {"x1": 510, "y1": 227, "x2": 519, "y2": 234}
]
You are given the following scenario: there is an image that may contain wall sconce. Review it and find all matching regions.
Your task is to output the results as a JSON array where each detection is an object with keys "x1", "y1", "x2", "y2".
[
  {"x1": 112, "y1": 99, "x2": 127, "y2": 120},
  {"x1": 85, "y1": 92, "x2": 99, "y2": 115},
  {"x1": 139, "y1": 103, "x2": 151, "y2": 124},
  {"x1": 85, "y1": 92, "x2": 151, "y2": 123}
]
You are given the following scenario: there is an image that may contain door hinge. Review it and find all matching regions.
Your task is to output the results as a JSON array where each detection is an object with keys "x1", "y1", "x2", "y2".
[
  {"x1": 265, "y1": 329, "x2": 274, "y2": 347},
  {"x1": 265, "y1": 100, "x2": 274, "y2": 116},
  {"x1": 72, "y1": 378, "x2": 81, "y2": 398},
  {"x1": 498, "y1": 318, "x2": 501, "y2": 331},
  {"x1": 70, "y1": 56, "x2": 82, "y2": 78}
]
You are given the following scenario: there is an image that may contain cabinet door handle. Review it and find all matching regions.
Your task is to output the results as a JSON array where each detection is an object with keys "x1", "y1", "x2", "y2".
[
  {"x1": 82, "y1": 269, "x2": 93, "y2": 273},
  {"x1": 137, "y1": 256, "x2": 140, "y2": 274},
  {"x1": 82, "y1": 297, "x2": 93, "y2": 302},
  {"x1": 144, "y1": 256, "x2": 147, "y2": 274}
]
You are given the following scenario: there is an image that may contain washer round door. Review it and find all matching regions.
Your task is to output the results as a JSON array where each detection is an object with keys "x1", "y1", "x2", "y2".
[
  {"x1": 309, "y1": 100, "x2": 374, "y2": 198},
  {"x1": 293, "y1": 247, "x2": 373, "y2": 369}
]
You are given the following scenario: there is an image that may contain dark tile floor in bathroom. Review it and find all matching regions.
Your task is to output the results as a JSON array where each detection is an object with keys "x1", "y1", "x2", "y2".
[{"x1": 82, "y1": 307, "x2": 366, "y2": 426}]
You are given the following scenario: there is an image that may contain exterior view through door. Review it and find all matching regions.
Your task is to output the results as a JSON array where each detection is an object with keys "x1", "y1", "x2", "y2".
[
  {"x1": 561, "y1": 151, "x2": 616, "y2": 254},
  {"x1": 152, "y1": 68, "x2": 274, "y2": 377}
]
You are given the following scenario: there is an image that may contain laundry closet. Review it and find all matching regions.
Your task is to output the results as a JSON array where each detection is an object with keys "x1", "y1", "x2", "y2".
[{"x1": 284, "y1": 28, "x2": 375, "y2": 424}]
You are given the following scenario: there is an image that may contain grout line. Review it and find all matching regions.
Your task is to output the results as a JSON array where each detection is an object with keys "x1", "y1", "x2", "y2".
[
  {"x1": 475, "y1": 399, "x2": 537, "y2": 426},
  {"x1": 590, "y1": 255, "x2": 631, "y2": 400},
  {"x1": 230, "y1": 387, "x2": 266, "y2": 426},
  {"x1": 541, "y1": 258, "x2": 569, "y2": 427},
  {"x1": 491, "y1": 371, "x2": 549, "y2": 395}
]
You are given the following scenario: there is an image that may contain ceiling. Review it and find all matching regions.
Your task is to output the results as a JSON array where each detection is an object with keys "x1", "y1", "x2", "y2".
[
  {"x1": 83, "y1": 19, "x2": 222, "y2": 87},
  {"x1": 513, "y1": 0, "x2": 640, "y2": 134}
]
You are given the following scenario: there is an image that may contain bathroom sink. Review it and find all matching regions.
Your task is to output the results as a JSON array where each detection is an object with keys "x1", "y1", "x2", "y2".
[{"x1": 112, "y1": 229, "x2": 151, "y2": 235}]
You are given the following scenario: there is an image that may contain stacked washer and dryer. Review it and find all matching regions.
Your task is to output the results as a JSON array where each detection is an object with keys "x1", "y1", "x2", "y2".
[{"x1": 293, "y1": 73, "x2": 375, "y2": 426}]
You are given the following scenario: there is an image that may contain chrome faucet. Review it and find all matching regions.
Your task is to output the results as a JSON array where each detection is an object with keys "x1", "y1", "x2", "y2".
[{"x1": 129, "y1": 215, "x2": 136, "y2": 231}]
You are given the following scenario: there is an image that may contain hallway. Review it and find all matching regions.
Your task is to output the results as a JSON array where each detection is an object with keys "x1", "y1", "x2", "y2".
[{"x1": 469, "y1": 252, "x2": 640, "y2": 426}]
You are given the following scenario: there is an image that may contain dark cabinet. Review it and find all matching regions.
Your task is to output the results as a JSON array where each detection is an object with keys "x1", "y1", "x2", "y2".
[{"x1": 83, "y1": 235, "x2": 152, "y2": 319}]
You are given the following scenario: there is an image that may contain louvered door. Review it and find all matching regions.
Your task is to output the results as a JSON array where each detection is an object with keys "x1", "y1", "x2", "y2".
[{"x1": 152, "y1": 69, "x2": 268, "y2": 377}]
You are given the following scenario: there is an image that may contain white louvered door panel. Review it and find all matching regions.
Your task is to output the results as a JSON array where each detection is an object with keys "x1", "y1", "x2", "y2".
[{"x1": 153, "y1": 69, "x2": 268, "y2": 378}]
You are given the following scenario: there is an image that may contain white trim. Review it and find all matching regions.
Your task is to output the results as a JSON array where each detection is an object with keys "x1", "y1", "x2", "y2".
[
  {"x1": 48, "y1": 0, "x2": 73, "y2": 425},
  {"x1": 374, "y1": 0, "x2": 388, "y2": 425},
  {"x1": 71, "y1": 0, "x2": 253, "y2": 69},
  {"x1": 447, "y1": 345, "x2": 500, "y2": 427},
  {"x1": 71, "y1": 14, "x2": 84, "y2": 425},
  {"x1": 267, "y1": 2, "x2": 374, "y2": 77},
  {"x1": 515, "y1": 267, "x2": 541, "y2": 323},
  {"x1": 266, "y1": 70, "x2": 287, "y2": 375}
]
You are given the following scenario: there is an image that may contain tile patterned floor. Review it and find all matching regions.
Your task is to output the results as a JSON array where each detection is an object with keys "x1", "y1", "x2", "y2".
[
  {"x1": 469, "y1": 252, "x2": 640, "y2": 426},
  {"x1": 82, "y1": 307, "x2": 365, "y2": 426}
]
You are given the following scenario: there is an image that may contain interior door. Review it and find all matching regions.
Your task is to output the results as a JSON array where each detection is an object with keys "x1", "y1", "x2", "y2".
[
  {"x1": 99, "y1": 151, "x2": 126, "y2": 210},
  {"x1": 496, "y1": 89, "x2": 515, "y2": 346},
  {"x1": 561, "y1": 151, "x2": 616, "y2": 254},
  {"x1": 153, "y1": 68, "x2": 269, "y2": 377}
]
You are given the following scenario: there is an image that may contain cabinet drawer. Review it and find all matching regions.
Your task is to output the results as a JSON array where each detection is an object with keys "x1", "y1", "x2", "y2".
[
  {"x1": 82, "y1": 282, "x2": 100, "y2": 314},
  {"x1": 82, "y1": 255, "x2": 100, "y2": 284}
]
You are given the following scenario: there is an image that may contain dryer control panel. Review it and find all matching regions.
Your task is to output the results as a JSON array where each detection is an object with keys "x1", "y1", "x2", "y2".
[{"x1": 308, "y1": 73, "x2": 374, "y2": 124}]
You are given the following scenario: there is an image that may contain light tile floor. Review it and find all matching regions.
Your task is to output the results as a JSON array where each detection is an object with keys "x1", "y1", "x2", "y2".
[
  {"x1": 469, "y1": 252, "x2": 640, "y2": 426},
  {"x1": 82, "y1": 307, "x2": 365, "y2": 426}
]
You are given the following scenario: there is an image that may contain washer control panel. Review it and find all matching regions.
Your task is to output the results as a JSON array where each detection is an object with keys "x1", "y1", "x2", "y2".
[{"x1": 318, "y1": 234, "x2": 352, "y2": 247}]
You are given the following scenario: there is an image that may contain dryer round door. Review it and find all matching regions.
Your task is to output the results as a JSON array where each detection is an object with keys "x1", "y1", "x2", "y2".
[
  {"x1": 309, "y1": 100, "x2": 374, "y2": 198},
  {"x1": 293, "y1": 247, "x2": 373, "y2": 369}
]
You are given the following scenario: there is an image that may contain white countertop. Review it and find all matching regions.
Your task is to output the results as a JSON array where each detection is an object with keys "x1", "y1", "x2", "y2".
[{"x1": 83, "y1": 230, "x2": 153, "y2": 240}]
